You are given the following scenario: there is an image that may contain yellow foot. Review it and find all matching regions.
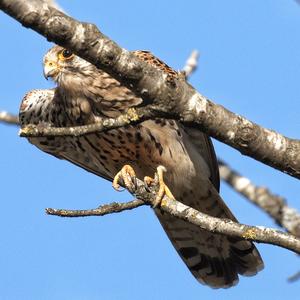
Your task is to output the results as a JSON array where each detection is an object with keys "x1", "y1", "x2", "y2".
[
  {"x1": 113, "y1": 164, "x2": 137, "y2": 193},
  {"x1": 144, "y1": 165, "x2": 175, "y2": 208}
]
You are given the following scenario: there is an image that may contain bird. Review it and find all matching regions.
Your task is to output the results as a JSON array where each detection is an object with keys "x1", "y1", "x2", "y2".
[{"x1": 19, "y1": 45, "x2": 264, "y2": 288}]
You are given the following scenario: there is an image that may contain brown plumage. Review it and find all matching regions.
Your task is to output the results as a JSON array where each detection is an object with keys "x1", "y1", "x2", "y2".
[{"x1": 19, "y1": 46, "x2": 264, "y2": 288}]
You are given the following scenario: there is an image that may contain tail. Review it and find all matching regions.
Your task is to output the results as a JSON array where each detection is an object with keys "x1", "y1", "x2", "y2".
[{"x1": 155, "y1": 184, "x2": 264, "y2": 288}]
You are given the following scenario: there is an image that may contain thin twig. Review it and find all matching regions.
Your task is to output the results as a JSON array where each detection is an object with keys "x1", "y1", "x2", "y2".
[
  {"x1": 182, "y1": 50, "x2": 199, "y2": 78},
  {"x1": 46, "y1": 199, "x2": 144, "y2": 217},
  {"x1": 0, "y1": 111, "x2": 19, "y2": 125},
  {"x1": 219, "y1": 159, "x2": 300, "y2": 237},
  {"x1": 19, "y1": 108, "x2": 143, "y2": 137},
  {"x1": 288, "y1": 271, "x2": 300, "y2": 282}
]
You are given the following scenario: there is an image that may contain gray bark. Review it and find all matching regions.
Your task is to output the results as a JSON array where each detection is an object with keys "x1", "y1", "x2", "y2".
[{"x1": 0, "y1": 0, "x2": 300, "y2": 178}]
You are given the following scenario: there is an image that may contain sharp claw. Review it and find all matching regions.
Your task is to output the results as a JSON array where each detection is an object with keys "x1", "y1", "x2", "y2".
[
  {"x1": 112, "y1": 165, "x2": 137, "y2": 193},
  {"x1": 144, "y1": 166, "x2": 175, "y2": 208},
  {"x1": 144, "y1": 176, "x2": 153, "y2": 186},
  {"x1": 144, "y1": 176, "x2": 154, "y2": 192},
  {"x1": 112, "y1": 171, "x2": 124, "y2": 191}
]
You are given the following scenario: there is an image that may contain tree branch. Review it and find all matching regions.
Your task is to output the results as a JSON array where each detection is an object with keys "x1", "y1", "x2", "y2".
[
  {"x1": 1, "y1": 0, "x2": 300, "y2": 179},
  {"x1": 0, "y1": 111, "x2": 19, "y2": 125},
  {"x1": 219, "y1": 159, "x2": 300, "y2": 236},
  {"x1": 45, "y1": 175, "x2": 300, "y2": 255},
  {"x1": 46, "y1": 199, "x2": 144, "y2": 217},
  {"x1": 288, "y1": 271, "x2": 300, "y2": 282},
  {"x1": 19, "y1": 108, "x2": 143, "y2": 137},
  {"x1": 182, "y1": 50, "x2": 199, "y2": 78}
]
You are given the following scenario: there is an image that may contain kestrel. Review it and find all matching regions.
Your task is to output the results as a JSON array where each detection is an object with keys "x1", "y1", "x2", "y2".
[{"x1": 19, "y1": 46, "x2": 263, "y2": 288}]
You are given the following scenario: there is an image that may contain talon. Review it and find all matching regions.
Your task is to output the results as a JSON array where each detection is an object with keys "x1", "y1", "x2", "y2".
[
  {"x1": 147, "y1": 165, "x2": 175, "y2": 208},
  {"x1": 112, "y1": 170, "x2": 124, "y2": 191},
  {"x1": 144, "y1": 176, "x2": 154, "y2": 187},
  {"x1": 112, "y1": 165, "x2": 137, "y2": 193},
  {"x1": 144, "y1": 175, "x2": 155, "y2": 192}
]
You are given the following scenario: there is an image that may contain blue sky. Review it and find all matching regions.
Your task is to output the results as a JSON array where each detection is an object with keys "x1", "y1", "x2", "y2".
[{"x1": 1, "y1": 1, "x2": 300, "y2": 299}]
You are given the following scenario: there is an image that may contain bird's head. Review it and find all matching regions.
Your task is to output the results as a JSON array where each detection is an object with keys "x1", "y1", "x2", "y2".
[{"x1": 43, "y1": 45, "x2": 94, "y2": 89}]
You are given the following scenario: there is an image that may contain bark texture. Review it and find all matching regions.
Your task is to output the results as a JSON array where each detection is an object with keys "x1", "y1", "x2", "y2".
[
  {"x1": 219, "y1": 159, "x2": 300, "y2": 236},
  {"x1": 1, "y1": 0, "x2": 300, "y2": 178}
]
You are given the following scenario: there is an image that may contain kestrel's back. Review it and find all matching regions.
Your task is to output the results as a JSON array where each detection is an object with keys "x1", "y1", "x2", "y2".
[{"x1": 19, "y1": 46, "x2": 263, "y2": 288}]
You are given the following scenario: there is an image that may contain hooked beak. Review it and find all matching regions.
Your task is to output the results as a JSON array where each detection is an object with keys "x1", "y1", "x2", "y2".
[{"x1": 43, "y1": 60, "x2": 59, "y2": 80}]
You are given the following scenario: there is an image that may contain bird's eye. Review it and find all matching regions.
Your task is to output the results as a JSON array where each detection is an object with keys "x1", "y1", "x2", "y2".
[
  {"x1": 59, "y1": 49, "x2": 74, "y2": 60},
  {"x1": 62, "y1": 49, "x2": 72, "y2": 58}
]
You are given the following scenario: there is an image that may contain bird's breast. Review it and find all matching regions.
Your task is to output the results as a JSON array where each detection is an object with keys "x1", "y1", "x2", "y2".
[{"x1": 29, "y1": 119, "x2": 202, "y2": 192}]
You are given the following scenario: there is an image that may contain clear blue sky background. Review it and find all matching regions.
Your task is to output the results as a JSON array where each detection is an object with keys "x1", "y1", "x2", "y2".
[{"x1": 1, "y1": 1, "x2": 300, "y2": 299}]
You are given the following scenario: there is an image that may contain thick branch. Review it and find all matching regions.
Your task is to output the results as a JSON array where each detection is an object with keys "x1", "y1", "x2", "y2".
[
  {"x1": 1, "y1": 0, "x2": 299, "y2": 178},
  {"x1": 0, "y1": 111, "x2": 19, "y2": 125},
  {"x1": 46, "y1": 176, "x2": 300, "y2": 255},
  {"x1": 219, "y1": 159, "x2": 300, "y2": 236}
]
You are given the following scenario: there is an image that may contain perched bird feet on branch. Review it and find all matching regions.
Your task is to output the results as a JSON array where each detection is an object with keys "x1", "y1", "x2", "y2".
[
  {"x1": 113, "y1": 165, "x2": 175, "y2": 208},
  {"x1": 112, "y1": 164, "x2": 137, "y2": 193},
  {"x1": 144, "y1": 165, "x2": 175, "y2": 208}
]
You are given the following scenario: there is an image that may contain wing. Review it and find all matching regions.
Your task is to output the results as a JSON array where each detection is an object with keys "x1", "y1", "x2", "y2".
[
  {"x1": 183, "y1": 126, "x2": 220, "y2": 191},
  {"x1": 19, "y1": 89, "x2": 113, "y2": 181},
  {"x1": 155, "y1": 124, "x2": 263, "y2": 288}
]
